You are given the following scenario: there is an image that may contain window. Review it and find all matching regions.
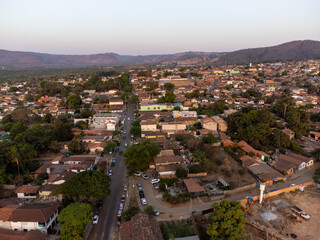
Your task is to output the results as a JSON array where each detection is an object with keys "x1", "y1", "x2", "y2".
[{"x1": 39, "y1": 222, "x2": 46, "y2": 227}]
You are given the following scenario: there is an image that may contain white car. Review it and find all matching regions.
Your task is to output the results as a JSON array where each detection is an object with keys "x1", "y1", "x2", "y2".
[
  {"x1": 108, "y1": 170, "x2": 113, "y2": 176},
  {"x1": 119, "y1": 203, "x2": 124, "y2": 210},
  {"x1": 154, "y1": 209, "x2": 160, "y2": 216},
  {"x1": 151, "y1": 178, "x2": 160, "y2": 184},
  {"x1": 123, "y1": 184, "x2": 128, "y2": 191},
  {"x1": 92, "y1": 215, "x2": 99, "y2": 224},
  {"x1": 134, "y1": 172, "x2": 141, "y2": 177},
  {"x1": 141, "y1": 198, "x2": 147, "y2": 205},
  {"x1": 142, "y1": 173, "x2": 148, "y2": 180},
  {"x1": 117, "y1": 209, "x2": 123, "y2": 217}
]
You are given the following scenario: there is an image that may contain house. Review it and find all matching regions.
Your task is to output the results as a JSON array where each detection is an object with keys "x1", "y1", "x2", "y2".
[
  {"x1": 201, "y1": 117, "x2": 217, "y2": 131},
  {"x1": 172, "y1": 111, "x2": 197, "y2": 118},
  {"x1": 308, "y1": 131, "x2": 320, "y2": 141},
  {"x1": 109, "y1": 98, "x2": 124, "y2": 106},
  {"x1": 282, "y1": 128, "x2": 295, "y2": 140},
  {"x1": 151, "y1": 155, "x2": 184, "y2": 168},
  {"x1": 15, "y1": 186, "x2": 40, "y2": 199},
  {"x1": 86, "y1": 142, "x2": 106, "y2": 154},
  {"x1": 81, "y1": 135, "x2": 107, "y2": 143},
  {"x1": 0, "y1": 228, "x2": 47, "y2": 240},
  {"x1": 286, "y1": 152, "x2": 314, "y2": 167},
  {"x1": 276, "y1": 154, "x2": 307, "y2": 172},
  {"x1": 183, "y1": 178, "x2": 205, "y2": 194},
  {"x1": 161, "y1": 122, "x2": 186, "y2": 132},
  {"x1": 120, "y1": 213, "x2": 163, "y2": 240},
  {"x1": 140, "y1": 119, "x2": 157, "y2": 132},
  {"x1": 92, "y1": 113, "x2": 120, "y2": 130},
  {"x1": 212, "y1": 116, "x2": 227, "y2": 132},
  {"x1": 156, "y1": 165, "x2": 181, "y2": 178},
  {"x1": 139, "y1": 103, "x2": 182, "y2": 111},
  {"x1": 0, "y1": 204, "x2": 59, "y2": 233},
  {"x1": 217, "y1": 176, "x2": 230, "y2": 190}
]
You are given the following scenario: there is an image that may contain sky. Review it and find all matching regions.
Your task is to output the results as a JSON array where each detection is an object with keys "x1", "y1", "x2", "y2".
[{"x1": 0, "y1": 0, "x2": 319, "y2": 55}]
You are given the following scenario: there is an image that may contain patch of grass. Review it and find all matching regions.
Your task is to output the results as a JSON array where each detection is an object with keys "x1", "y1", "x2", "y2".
[{"x1": 160, "y1": 220, "x2": 195, "y2": 240}]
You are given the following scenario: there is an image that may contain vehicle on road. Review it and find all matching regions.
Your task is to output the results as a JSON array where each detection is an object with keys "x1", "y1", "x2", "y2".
[
  {"x1": 141, "y1": 198, "x2": 147, "y2": 205},
  {"x1": 97, "y1": 200, "x2": 103, "y2": 209},
  {"x1": 115, "y1": 147, "x2": 119, "y2": 152},
  {"x1": 117, "y1": 209, "x2": 123, "y2": 217},
  {"x1": 93, "y1": 215, "x2": 99, "y2": 224},
  {"x1": 139, "y1": 190, "x2": 145, "y2": 199},
  {"x1": 123, "y1": 184, "x2": 128, "y2": 191},
  {"x1": 154, "y1": 183, "x2": 160, "y2": 190},
  {"x1": 142, "y1": 173, "x2": 148, "y2": 180},
  {"x1": 154, "y1": 209, "x2": 160, "y2": 216},
  {"x1": 151, "y1": 178, "x2": 160, "y2": 184},
  {"x1": 111, "y1": 159, "x2": 116, "y2": 167},
  {"x1": 119, "y1": 203, "x2": 124, "y2": 210},
  {"x1": 121, "y1": 194, "x2": 126, "y2": 202},
  {"x1": 137, "y1": 183, "x2": 143, "y2": 190},
  {"x1": 119, "y1": 150, "x2": 123, "y2": 155},
  {"x1": 108, "y1": 170, "x2": 113, "y2": 176},
  {"x1": 125, "y1": 143, "x2": 128, "y2": 147},
  {"x1": 128, "y1": 117, "x2": 130, "y2": 121}
]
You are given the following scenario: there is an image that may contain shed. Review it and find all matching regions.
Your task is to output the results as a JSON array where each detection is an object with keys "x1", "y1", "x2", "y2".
[{"x1": 183, "y1": 178, "x2": 205, "y2": 193}]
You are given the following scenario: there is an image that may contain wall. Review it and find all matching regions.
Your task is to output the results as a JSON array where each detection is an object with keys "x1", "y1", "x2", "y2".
[
  {"x1": 224, "y1": 182, "x2": 257, "y2": 195},
  {"x1": 187, "y1": 172, "x2": 207, "y2": 178}
]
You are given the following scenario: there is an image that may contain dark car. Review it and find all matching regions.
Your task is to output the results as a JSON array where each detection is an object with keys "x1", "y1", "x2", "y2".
[
  {"x1": 119, "y1": 150, "x2": 123, "y2": 155},
  {"x1": 139, "y1": 190, "x2": 145, "y2": 199},
  {"x1": 97, "y1": 200, "x2": 103, "y2": 209},
  {"x1": 115, "y1": 147, "x2": 119, "y2": 152}
]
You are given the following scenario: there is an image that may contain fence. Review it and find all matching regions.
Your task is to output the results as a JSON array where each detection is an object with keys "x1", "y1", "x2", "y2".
[
  {"x1": 187, "y1": 172, "x2": 207, "y2": 178},
  {"x1": 224, "y1": 182, "x2": 257, "y2": 195}
]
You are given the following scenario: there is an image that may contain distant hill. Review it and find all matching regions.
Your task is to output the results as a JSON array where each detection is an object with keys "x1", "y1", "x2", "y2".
[{"x1": 0, "y1": 40, "x2": 319, "y2": 69}]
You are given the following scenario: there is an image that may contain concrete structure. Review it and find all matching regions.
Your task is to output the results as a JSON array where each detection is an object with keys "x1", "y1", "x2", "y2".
[
  {"x1": 201, "y1": 117, "x2": 218, "y2": 131},
  {"x1": 161, "y1": 122, "x2": 186, "y2": 132},
  {"x1": 92, "y1": 113, "x2": 120, "y2": 130},
  {"x1": 212, "y1": 116, "x2": 227, "y2": 132},
  {"x1": 139, "y1": 103, "x2": 182, "y2": 111}
]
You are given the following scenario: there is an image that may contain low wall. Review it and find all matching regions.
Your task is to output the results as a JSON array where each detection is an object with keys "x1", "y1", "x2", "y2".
[
  {"x1": 241, "y1": 181, "x2": 316, "y2": 203},
  {"x1": 187, "y1": 172, "x2": 207, "y2": 178},
  {"x1": 3, "y1": 184, "x2": 16, "y2": 190},
  {"x1": 224, "y1": 182, "x2": 257, "y2": 195}
]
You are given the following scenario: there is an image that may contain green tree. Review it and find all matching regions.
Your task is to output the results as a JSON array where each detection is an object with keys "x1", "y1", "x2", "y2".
[
  {"x1": 130, "y1": 126, "x2": 141, "y2": 137},
  {"x1": 67, "y1": 140, "x2": 85, "y2": 155},
  {"x1": 193, "y1": 150, "x2": 208, "y2": 166},
  {"x1": 66, "y1": 94, "x2": 82, "y2": 108},
  {"x1": 129, "y1": 95, "x2": 139, "y2": 104},
  {"x1": 202, "y1": 133, "x2": 218, "y2": 144},
  {"x1": 164, "y1": 92, "x2": 176, "y2": 103},
  {"x1": 271, "y1": 129, "x2": 291, "y2": 149},
  {"x1": 206, "y1": 200, "x2": 247, "y2": 240},
  {"x1": 175, "y1": 166, "x2": 188, "y2": 178},
  {"x1": 104, "y1": 141, "x2": 117, "y2": 153},
  {"x1": 55, "y1": 170, "x2": 111, "y2": 204},
  {"x1": 164, "y1": 83, "x2": 175, "y2": 92},
  {"x1": 144, "y1": 206, "x2": 156, "y2": 216},
  {"x1": 58, "y1": 203, "x2": 93, "y2": 240},
  {"x1": 122, "y1": 206, "x2": 140, "y2": 221},
  {"x1": 124, "y1": 139, "x2": 161, "y2": 173},
  {"x1": 313, "y1": 167, "x2": 320, "y2": 183}
]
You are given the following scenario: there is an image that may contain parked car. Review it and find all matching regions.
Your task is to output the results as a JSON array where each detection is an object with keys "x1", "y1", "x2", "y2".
[
  {"x1": 121, "y1": 194, "x2": 126, "y2": 202},
  {"x1": 108, "y1": 170, "x2": 113, "y2": 176},
  {"x1": 139, "y1": 190, "x2": 145, "y2": 199},
  {"x1": 111, "y1": 160, "x2": 115, "y2": 167},
  {"x1": 125, "y1": 143, "x2": 128, "y2": 147},
  {"x1": 137, "y1": 183, "x2": 143, "y2": 190},
  {"x1": 117, "y1": 209, "x2": 123, "y2": 217},
  {"x1": 115, "y1": 147, "x2": 119, "y2": 152},
  {"x1": 93, "y1": 215, "x2": 99, "y2": 224},
  {"x1": 134, "y1": 172, "x2": 141, "y2": 177},
  {"x1": 153, "y1": 209, "x2": 160, "y2": 216},
  {"x1": 123, "y1": 184, "x2": 128, "y2": 191},
  {"x1": 142, "y1": 173, "x2": 148, "y2": 180},
  {"x1": 154, "y1": 183, "x2": 160, "y2": 190},
  {"x1": 97, "y1": 200, "x2": 103, "y2": 209},
  {"x1": 119, "y1": 150, "x2": 123, "y2": 155},
  {"x1": 141, "y1": 198, "x2": 147, "y2": 205},
  {"x1": 151, "y1": 178, "x2": 160, "y2": 184},
  {"x1": 119, "y1": 203, "x2": 124, "y2": 210}
]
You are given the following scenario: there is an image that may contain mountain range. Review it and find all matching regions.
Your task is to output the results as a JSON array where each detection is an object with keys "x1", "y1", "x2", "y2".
[{"x1": 0, "y1": 40, "x2": 319, "y2": 69}]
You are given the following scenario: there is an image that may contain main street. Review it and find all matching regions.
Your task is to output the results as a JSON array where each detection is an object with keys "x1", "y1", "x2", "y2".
[{"x1": 88, "y1": 103, "x2": 135, "y2": 240}]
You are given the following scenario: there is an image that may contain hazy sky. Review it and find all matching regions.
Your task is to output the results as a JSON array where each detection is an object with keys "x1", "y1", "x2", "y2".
[{"x1": 1, "y1": 0, "x2": 319, "y2": 55}]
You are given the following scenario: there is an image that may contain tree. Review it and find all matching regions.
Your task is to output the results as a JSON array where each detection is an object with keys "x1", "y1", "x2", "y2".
[
  {"x1": 124, "y1": 139, "x2": 161, "y2": 173},
  {"x1": 175, "y1": 166, "x2": 188, "y2": 178},
  {"x1": 58, "y1": 203, "x2": 93, "y2": 240},
  {"x1": 202, "y1": 133, "x2": 218, "y2": 144},
  {"x1": 193, "y1": 150, "x2": 208, "y2": 166},
  {"x1": 130, "y1": 126, "x2": 141, "y2": 137},
  {"x1": 66, "y1": 94, "x2": 82, "y2": 108},
  {"x1": 144, "y1": 206, "x2": 156, "y2": 216},
  {"x1": 104, "y1": 141, "x2": 117, "y2": 153},
  {"x1": 164, "y1": 83, "x2": 175, "y2": 92},
  {"x1": 164, "y1": 92, "x2": 176, "y2": 103},
  {"x1": 313, "y1": 167, "x2": 320, "y2": 183},
  {"x1": 55, "y1": 170, "x2": 111, "y2": 204},
  {"x1": 129, "y1": 95, "x2": 139, "y2": 104},
  {"x1": 271, "y1": 129, "x2": 291, "y2": 149},
  {"x1": 206, "y1": 201, "x2": 247, "y2": 240},
  {"x1": 67, "y1": 140, "x2": 85, "y2": 155},
  {"x1": 122, "y1": 206, "x2": 140, "y2": 221}
]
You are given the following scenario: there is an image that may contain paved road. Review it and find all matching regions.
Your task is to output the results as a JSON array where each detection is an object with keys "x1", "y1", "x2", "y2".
[
  {"x1": 88, "y1": 103, "x2": 135, "y2": 240},
  {"x1": 208, "y1": 78, "x2": 219, "y2": 93}
]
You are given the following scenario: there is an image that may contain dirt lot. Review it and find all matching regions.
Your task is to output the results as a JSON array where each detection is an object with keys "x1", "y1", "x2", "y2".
[
  {"x1": 202, "y1": 146, "x2": 256, "y2": 188},
  {"x1": 247, "y1": 187, "x2": 320, "y2": 239}
]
